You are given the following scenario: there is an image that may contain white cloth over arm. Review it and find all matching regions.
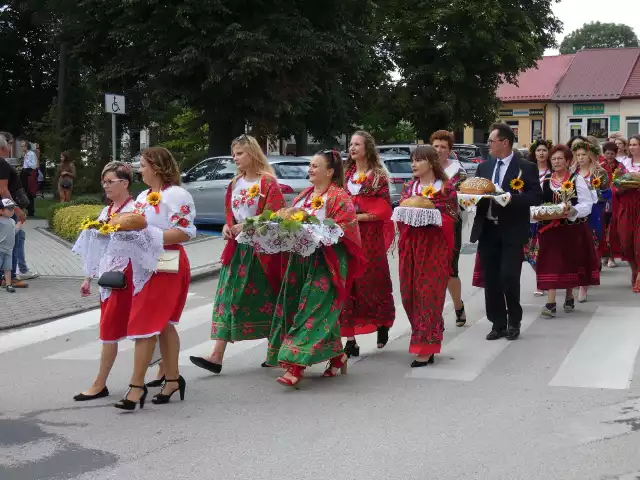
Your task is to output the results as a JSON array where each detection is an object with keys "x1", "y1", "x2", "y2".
[{"x1": 568, "y1": 174, "x2": 595, "y2": 221}]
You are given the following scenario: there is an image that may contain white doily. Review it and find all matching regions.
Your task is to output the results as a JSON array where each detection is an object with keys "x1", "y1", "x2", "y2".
[
  {"x1": 391, "y1": 207, "x2": 442, "y2": 227},
  {"x1": 457, "y1": 192, "x2": 512, "y2": 212},
  {"x1": 72, "y1": 227, "x2": 165, "y2": 300},
  {"x1": 236, "y1": 222, "x2": 344, "y2": 257}
]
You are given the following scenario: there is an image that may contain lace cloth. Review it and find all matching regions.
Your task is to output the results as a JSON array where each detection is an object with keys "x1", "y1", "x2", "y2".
[
  {"x1": 236, "y1": 222, "x2": 344, "y2": 257},
  {"x1": 72, "y1": 227, "x2": 165, "y2": 300},
  {"x1": 457, "y1": 192, "x2": 512, "y2": 212},
  {"x1": 391, "y1": 207, "x2": 442, "y2": 227}
]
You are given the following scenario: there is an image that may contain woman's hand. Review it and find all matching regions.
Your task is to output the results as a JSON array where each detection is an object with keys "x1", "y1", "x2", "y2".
[
  {"x1": 80, "y1": 278, "x2": 91, "y2": 297},
  {"x1": 357, "y1": 213, "x2": 374, "y2": 222},
  {"x1": 231, "y1": 223, "x2": 244, "y2": 236},
  {"x1": 222, "y1": 224, "x2": 233, "y2": 240}
]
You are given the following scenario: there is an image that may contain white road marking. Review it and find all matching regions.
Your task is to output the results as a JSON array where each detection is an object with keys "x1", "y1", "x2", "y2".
[{"x1": 549, "y1": 306, "x2": 640, "y2": 390}]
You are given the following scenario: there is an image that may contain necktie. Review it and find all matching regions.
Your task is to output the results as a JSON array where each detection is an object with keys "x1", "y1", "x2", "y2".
[{"x1": 493, "y1": 159, "x2": 504, "y2": 185}]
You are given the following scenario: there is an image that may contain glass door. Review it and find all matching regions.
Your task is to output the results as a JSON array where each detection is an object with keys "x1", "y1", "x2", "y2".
[{"x1": 628, "y1": 119, "x2": 640, "y2": 138}]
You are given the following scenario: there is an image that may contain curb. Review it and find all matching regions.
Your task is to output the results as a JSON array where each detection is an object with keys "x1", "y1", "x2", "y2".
[{"x1": 0, "y1": 262, "x2": 222, "y2": 332}]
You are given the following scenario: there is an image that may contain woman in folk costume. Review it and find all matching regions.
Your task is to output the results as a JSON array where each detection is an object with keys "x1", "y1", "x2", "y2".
[
  {"x1": 600, "y1": 141, "x2": 624, "y2": 268},
  {"x1": 73, "y1": 162, "x2": 136, "y2": 402},
  {"x1": 430, "y1": 130, "x2": 468, "y2": 326},
  {"x1": 536, "y1": 145, "x2": 598, "y2": 318},
  {"x1": 614, "y1": 134, "x2": 640, "y2": 292},
  {"x1": 572, "y1": 140, "x2": 610, "y2": 302},
  {"x1": 267, "y1": 150, "x2": 365, "y2": 387},
  {"x1": 113, "y1": 147, "x2": 196, "y2": 411},
  {"x1": 340, "y1": 131, "x2": 395, "y2": 355},
  {"x1": 189, "y1": 135, "x2": 286, "y2": 374},
  {"x1": 398, "y1": 146, "x2": 457, "y2": 367}
]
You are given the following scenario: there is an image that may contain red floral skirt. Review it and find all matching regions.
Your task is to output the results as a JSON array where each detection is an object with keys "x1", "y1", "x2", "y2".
[
  {"x1": 399, "y1": 225, "x2": 450, "y2": 355},
  {"x1": 128, "y1": 245, "x2": 191, "y2": 339},
  {"x1": 615, "y1": 189, "x2": 640, "y2": 266},
  {"x1": 536, "y1": 222, "x2": 600, "y2": 290},
  {"x1": 340, "y1": 221, "x2": 395, "y2": 336},
  {"x1": 99, "y1": 265, "x2": 133, "y2": 343}
]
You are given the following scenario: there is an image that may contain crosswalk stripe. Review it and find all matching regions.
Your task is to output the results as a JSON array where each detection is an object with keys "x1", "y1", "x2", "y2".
[
  {"x1": 549, "y1": 306, "x2": 640, "y2": 390},
  {"x1": 405, "y1": 313, "x2": 537, "y2": 381}
]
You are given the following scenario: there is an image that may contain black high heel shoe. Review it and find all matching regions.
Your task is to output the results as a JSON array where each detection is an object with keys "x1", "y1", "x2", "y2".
[
  {"x1": 344, "y1": 340, "x2": 360, "y2": 358},
  {"x1": 455, "y1": 303, "x2": 467, "y2": 327},
  {"x1": 377, "y1": 327, "x2": 389, "y2": 349},
  {"x1": 114, "y1": 385, "x2": 148, "y2": 411},
  {"x1": 146, "y1": 376, "x2": 165, "y2": 388},
  {"x1": 410, "y1": 355, "x2": 435, "y2": 368},
  {"x1": 151, "y1": 376, "x2": 186, "y2": 404}
]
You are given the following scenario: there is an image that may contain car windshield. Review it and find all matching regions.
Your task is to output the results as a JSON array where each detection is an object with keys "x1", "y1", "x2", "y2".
[
  {"x1": 272, "y1": 162, "x2": 309, "y2": 179},
  {"x1": 384, "y1": 159, "x2": 412, "y2": 174},
  {"x1": 453, "y1": 147, "x2": 477, "y2": 160},
  {"x1": 378, "y1": 146, "x2": 412, "y2": 155}
]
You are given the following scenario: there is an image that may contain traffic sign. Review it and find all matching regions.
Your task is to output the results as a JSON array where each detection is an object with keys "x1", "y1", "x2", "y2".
[{"x1": 104, "y1": 94, "x2": 126, "y2": 115}]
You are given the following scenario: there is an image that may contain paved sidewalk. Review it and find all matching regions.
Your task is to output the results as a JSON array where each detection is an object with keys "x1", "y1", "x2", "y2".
[{"x1": 1, "y1": 220, "x2": 225, "y2": 330}]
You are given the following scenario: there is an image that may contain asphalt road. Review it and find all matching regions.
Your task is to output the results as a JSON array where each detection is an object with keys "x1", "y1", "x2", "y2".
[{"x1": 2, "y1": 222, "x2": 640, "y2": 480}]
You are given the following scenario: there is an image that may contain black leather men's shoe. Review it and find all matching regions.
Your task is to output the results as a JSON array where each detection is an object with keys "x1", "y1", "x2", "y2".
[
  {"x1": 505, "y1": 327, "x2": 520, "y2": 341},
  {"x1": 486, "y1": 329, "x2": 507, "y2": 341}
]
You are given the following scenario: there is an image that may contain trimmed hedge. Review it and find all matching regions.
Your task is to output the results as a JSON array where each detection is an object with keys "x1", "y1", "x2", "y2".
[
  {"x1": 46, "y1": 196, "x2": 104, "y2": 225},
  {"x1": 51, "y1": 204, "x2": 104, "y2": 242}
]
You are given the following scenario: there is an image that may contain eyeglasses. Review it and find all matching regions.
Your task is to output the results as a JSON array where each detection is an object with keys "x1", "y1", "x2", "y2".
[{"x1": 101, "y1": 180, "x2": 125, "y2": 187}]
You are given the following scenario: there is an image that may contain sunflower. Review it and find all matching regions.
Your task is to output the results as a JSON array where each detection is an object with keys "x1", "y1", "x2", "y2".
[
  {"x1": 291, "y1": 211, "x2": 306, "y2": 222},
  {"x1": 310, "y1": 196, "x2": 325, "y2": 210},
  {"x1": 354, "y1": 173, "x2": 367, "y2": 184},
  {"x1": 561, "y1": 180, "x2": 574, "y2": 192},
  {"x1": 247, "y1": 184, "x2": 260, "y2": 199},
  {"x1": 269, "y1": 212, "x2": 278, "y2": 220},
  {"x1": 146, "y1": 191, "x2": 162, "y2": 206},
  {"x1": 421, "y1": 185, "x2": 437, "y2": 198},
  {"x1": 510, "y1": 178, "x2": 524, "y2": 191},
  {"x1": 98, "y1": 223, "x2": 112, "y2": 235},
  {"x1": 591, "y1": 177, "x2": 602, "y2": 189}
]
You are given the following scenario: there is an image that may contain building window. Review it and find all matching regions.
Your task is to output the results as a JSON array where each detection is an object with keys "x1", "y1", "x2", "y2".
[
  {"x1": 627, "y1": 118, "x2": 640, "y2": 138},
  {"x1": 569, "y1": 118, "x2": 582, "y2": 138},
  {"x1": 531, "y1": 119, "x2": 543, "y2": 142},
  {"x1": 506, "y1": 120, "x2": 519, "y2": 143},
  {"x1": 587, "y1": 118, "x2": 609, "y2": 139}
]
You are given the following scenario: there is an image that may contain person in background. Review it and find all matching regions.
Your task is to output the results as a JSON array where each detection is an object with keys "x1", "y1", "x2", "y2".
[
  {"x1": 600, "y1": 141, "x2": 623, "y2": 268},
  {"x1": 20, "y1": 140, "x2": 37, "y2": 217},
  {"x1": 57, "y1": 151, "x2": 76, "y2": 202},
  {"x1": 0, "y1": 198, "x2": 20, "y2": 292}
]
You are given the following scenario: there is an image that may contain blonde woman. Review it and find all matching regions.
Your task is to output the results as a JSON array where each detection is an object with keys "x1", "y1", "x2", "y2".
[
  {"x1": 610, "y1": 134, "x2": 631, "y2": 165},
  {"x1": 572, "y1": 141, "x2": 610, "y2": 302},
  {"x1": 115, "y1": 147, "x2": 196, "y2": 411},
  {"x1": 190, "y1": 135, "x2": 286, "y2": 373},
  {"x1": 340, "y1": 131, "x2": 395, "y2": 355}
]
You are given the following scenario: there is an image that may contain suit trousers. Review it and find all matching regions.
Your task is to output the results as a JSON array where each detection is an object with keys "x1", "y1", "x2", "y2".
[{"x1": 477, "y1": 222, "x2": 524, "y2": 330}]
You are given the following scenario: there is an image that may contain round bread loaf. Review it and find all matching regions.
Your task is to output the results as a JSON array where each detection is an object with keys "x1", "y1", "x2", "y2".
[
  {"x1": 459, "y1": 177, "x2": 496, "y2": 195},
  {"x1": 276, "y1": 207, "x2": 308, "y2": 220},
  {"x1": 400, "y1": 196, "x2": 435, "y2": 209},
  {"x1": 109, "y1": 212, "x2": 147, "y2": 231}
]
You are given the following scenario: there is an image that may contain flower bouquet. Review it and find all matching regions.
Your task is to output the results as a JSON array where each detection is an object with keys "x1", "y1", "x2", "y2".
[
  {"x1": 532, "y1": 180, "x2": 575, "y2": 221},
  {"x1": 235, "y1": 209, "x2": 344, "y2": 257}
]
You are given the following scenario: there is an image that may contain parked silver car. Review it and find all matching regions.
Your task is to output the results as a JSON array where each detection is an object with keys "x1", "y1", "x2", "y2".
[
  {"x1": 379, "y1": 154, "x2": 413, "y2": 206},
  {"x1": 182, "y1": 156, "x2": 310, "y2": 225}
]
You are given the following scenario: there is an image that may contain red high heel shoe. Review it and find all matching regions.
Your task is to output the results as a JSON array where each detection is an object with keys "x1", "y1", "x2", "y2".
[
  {"x1": 322, "y1": 354, "x2": 348, "y2": 377},
  {"x1": 276, "y1": 365, "x2": 304, "y2": 387}
]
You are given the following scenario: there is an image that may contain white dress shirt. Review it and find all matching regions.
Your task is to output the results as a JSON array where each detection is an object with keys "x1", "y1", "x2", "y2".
[
  {"x1": 487, "y1": 152, "x2": 514, "y2": 220},
  {"x1": 22, "y1": 150, "x2": 37, "y2": 169}
]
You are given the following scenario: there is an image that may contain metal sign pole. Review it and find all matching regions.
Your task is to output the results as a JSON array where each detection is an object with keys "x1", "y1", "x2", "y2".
[{"x1": 111, "y1": 113, "x2": 116, "y2": 161}]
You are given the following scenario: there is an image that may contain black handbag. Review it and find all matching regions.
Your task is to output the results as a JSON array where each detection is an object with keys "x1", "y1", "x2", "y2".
[{"x1": 97, "y1": 271, "x2": 127, "y2": 290}]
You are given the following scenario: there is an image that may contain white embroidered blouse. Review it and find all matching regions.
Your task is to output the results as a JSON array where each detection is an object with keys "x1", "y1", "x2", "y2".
[
  {"x1": 133, "y1": 185, "x2": 197, "y2": 239},
  {"x1": 231, "y1": 177, "x2": 261, "y2": 223}
]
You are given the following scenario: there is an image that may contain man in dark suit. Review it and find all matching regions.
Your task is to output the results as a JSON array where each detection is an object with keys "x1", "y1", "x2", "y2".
[{"x1": 470, "y1": 123, "x2": 542, "y2": 341}]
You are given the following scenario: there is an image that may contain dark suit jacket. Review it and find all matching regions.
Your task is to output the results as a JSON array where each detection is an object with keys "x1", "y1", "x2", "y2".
[{"x1": 470, "y1": 150, "x2": 542, "y2": 245}]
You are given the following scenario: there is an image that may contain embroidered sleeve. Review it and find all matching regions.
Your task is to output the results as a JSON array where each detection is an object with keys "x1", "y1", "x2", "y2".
[
  {"x1": 166, "y1": 187, "x2": 197, "y2": 239},
  {"x1": 399, "y1": 180, "x2": 414, "y2": 203},
  {"x1": 435, "y1": 182, "x2": 458, "y2": 220}
]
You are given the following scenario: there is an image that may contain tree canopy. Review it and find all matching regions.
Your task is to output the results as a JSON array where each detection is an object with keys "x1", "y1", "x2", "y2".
[{"x1": 560, "y1": 22, "x2": 639, "y2": 54}]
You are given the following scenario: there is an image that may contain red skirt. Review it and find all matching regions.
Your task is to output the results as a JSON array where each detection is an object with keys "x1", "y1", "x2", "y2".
[
  {"x1": 536, "y1": 222, "x2": 600, "y2": 290},
  {"x1": 615, "y1": 189, "x2": 640, "y2": 266},
  {"x1": 99, "y1": 265, "x2": 133, "y2": 343},
  {"x1": 339, "y1": 221, "x2": 395, "y2": 336},
  {"x1": 128, "y1": 245, "x2": 191, "y2": 339},
  {"x1": 399, "y1": 225, "x2": 450, "y2": 355}
]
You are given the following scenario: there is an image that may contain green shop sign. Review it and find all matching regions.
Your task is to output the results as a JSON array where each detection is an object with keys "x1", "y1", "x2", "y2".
[
  {"x1": 573, "y1": 104, "x2": 605, "y2": 115},
  {"x1": 610, "y1": 115, "x2": 620, "y2": 132}
]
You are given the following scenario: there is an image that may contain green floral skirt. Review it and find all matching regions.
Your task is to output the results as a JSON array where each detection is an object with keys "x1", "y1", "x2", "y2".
[
  {"x1": 211, "y1": 243, "x2": 279, "y2": 342},
  {"x1": 267, "y1": 245, "x2": 348, "y2": 368}
]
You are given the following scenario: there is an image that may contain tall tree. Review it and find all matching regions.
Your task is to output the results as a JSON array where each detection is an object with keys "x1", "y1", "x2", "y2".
[
  {"x1": 560, "y1": 22, "x2": 639, "y2": 54},
  {"x1": 384, "y1": 0, "x2": 561, "y2": 139}
]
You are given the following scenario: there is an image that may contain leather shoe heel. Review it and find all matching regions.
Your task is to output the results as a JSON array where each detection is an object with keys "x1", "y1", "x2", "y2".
[
  {"x1": 486, "y1": 329, "x2": 506, "y2": 341},
  {"x1": 506, "y1": 327, "x2": 520, "y2": 340}
]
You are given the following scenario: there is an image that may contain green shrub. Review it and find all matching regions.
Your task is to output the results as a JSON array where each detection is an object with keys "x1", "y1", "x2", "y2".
[
  {"x1": 51, "y1": 204, "x2": 104, "y2": 242},
  {"x1": 46, "y1": 195, "x2": 103, "y2": 225}
]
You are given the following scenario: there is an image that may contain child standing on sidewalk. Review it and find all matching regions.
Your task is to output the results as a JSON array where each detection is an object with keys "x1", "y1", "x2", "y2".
[{"x1": 0, "y1": 198, "x2": 20, "y2": 293}]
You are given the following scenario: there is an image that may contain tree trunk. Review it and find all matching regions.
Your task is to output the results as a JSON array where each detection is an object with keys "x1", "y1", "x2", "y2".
[
  {"x1": 206, "y1": 108, "x2": 244, "y2": 156},
  {"x1": 294, "y1": 126, "x2": 309, "y2": 156},
  {"x1": 56, "y1": 42, "x2": 67, "y2": 154}
]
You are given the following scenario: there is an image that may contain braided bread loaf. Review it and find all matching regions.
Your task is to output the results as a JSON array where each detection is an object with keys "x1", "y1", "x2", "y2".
[{"x1": 459, "y1": 177, "x2": 495, "y2": 195}]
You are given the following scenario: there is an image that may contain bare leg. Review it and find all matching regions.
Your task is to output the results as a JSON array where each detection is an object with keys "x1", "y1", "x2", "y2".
[
  {"x1": 547, "y1": 289, "x2": 556, "y2": 304},
  {"x1": 158, "y1": 324, "x2": 180, "y2": 395},
  {"x1": 206, "y1": 339, "x2": 227, "y2": 364},
  {"x1": 447, "y1": 277, "x2": 463, "y2": 310},
  {"x1": 81, "y1": 343, "x2": 118, "y2": 395},
  {"x1": 124, "y1": 337, "x2": 156, "y2": 402}
]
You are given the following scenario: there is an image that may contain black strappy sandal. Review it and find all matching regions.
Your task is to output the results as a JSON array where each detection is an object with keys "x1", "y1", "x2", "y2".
[
  {"x1": 377, "y1": 326, "x2": 390, "y2": 349},
  {"x1": 114, "y1": 384, "x2": 148, "y2": 411},
  {"x1": 152, "y1": 376, "x2": 186, "y2": 404},
  {"x1": 455, "y1": 303, "x2": 467, "y2": 327}
]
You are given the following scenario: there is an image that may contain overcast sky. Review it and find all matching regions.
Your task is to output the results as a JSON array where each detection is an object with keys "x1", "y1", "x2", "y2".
[{"x1": 546, "y1": 0, "x2": 640, "y2": 55}]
